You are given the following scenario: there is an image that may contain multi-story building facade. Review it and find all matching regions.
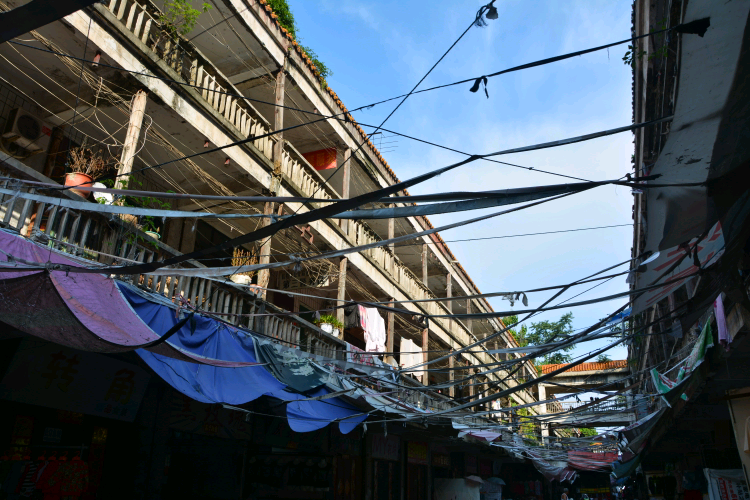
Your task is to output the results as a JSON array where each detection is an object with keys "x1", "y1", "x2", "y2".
[
  {"x1": 625, "y1": 0, "x2": 750, "y2": 491},
  {"x1": 0, "y1": 0, "x2": 539, "y2": 404},
  {"x1": 0, "y1": 2, "x2": 551, "y2": 498}
]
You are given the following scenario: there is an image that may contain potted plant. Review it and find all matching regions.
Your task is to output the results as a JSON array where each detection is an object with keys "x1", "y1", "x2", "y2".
[
  {"x1": 315, "y1": 314, "x2": 344, "y2": 337},
  {"x1": 141, "y1": 216, "x2": 161, "y2": 240},
  {"x1": 65, "y1": 148, "x2": 108, "y2": 199},
  {"x1": 229, "y1": 247, "x2": 258, "y2": 285}
]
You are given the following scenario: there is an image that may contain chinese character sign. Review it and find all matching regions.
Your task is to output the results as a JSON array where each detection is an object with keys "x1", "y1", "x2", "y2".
[
  {"x1": 0, "y1": 340, "x2": 149, "y2": 422},
  {"x1": 705, "y1": 469, "x2": 749, "y2": 500}
]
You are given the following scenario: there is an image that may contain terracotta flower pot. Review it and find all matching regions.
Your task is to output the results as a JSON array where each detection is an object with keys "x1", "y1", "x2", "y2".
[{"x1": 64, "y1": 172, "x2": 94, "y2": 199}]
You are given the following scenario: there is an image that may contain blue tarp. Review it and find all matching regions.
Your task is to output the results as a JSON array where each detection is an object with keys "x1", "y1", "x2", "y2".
[{"x1": 118, "y1": 283, "x2": 367, "y2": 434}]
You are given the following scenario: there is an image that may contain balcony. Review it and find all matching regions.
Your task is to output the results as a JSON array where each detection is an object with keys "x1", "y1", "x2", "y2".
[{"x1": 0, "y1": 157, "x2": 343, "y2": 357}]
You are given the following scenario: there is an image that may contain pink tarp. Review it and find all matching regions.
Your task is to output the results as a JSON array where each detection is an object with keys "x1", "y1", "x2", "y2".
[{"x1": 0, "y1": 230, "x2": 256, "y2": 366}]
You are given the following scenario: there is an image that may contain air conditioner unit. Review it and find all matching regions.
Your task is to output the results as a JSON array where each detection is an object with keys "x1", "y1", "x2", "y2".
[{"x1": 2, "y1": 108, "x2": 51, "y2": 156}]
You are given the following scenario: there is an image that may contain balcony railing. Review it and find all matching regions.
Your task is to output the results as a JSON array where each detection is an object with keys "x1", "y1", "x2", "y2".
[
  {"x1": 103, "y1": 0, "x2": 274, "y2": 160},
  {"x1": 548, "y1": 399, "x2": 628, "y2": 413},
  {"x1": 0, "y1": 162, "x2": 343, "y2": 357}
]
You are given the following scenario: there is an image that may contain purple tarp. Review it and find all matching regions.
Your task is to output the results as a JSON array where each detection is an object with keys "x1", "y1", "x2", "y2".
[{"x1": 0, "y1": 230, "x2": 258, "y2": 366}]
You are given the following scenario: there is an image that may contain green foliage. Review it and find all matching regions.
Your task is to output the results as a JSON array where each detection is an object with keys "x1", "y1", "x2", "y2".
[
  {"x1": 159, "y1": 0, "x2": 211, "y2": 38},
  {"x1": 108, "y1": 176, "x2": 171, "y2": 249},
  {"x1": 596, "y1": 353, "x2": 612, "y2": 363},
  {"x1": 510, "y1": 397, "x2": 538, "y2": 442},
  {"x1": 504, "y1": 313, "x2": 575, "y2": 365},
  {"x1": 579, "y1": 427, "x2": 598, "y2": 437},
  {"x1": 315, "y1": 313, "x2": 344, "y2": 330},
  {"x1": 299, "y1": 44, "x2": 333, "y2": 87},
  {"x1": 267, "y1": 0, "x2": 297, "y2": 38},
  {"x1": 624, "y1": 21, "x2": 670, "y2": 67},
  {"x1": 622, "y1": 44, "x2": 646, "y2": 67},
  {"x1": 502, "y1": 315, "x2": 528, "y2": 347},
  {"x1": 265, "y1": 0, "x2": 333, "y2": 88}
]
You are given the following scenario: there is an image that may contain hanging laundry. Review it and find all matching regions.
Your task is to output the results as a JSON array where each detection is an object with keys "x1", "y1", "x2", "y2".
[
  {"x1": 363, "y1": 307, "x2": 386, "y2": 353},
  {"x1": 400, "y1": 338, "x2": 423, "y2": 382},
  {"x1": 344, "y1": 305, "x2": 387, "y2": 353},
  {"x1": 714, "y1": 294, "x2": 730, "y2": 351}
]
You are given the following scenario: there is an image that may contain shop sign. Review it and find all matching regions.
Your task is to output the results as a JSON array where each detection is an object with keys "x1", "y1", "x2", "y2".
[
  {"x1": 332, "y1": 428, "x2": 361, "y2": 456},
  {"x1": 465, "y1": 455, "x2": 478, "y2": 474},
  {"x1": 407, "y1": 442, "x2": 428, "y2": 465},
  {"x1": 705, "y1": 468, "x2": 750, "y2": 500},
  {"x1": 372, "y1": 434, "x2": 400, "y2": 461},
  {"x1": 432, "y1": 453, "x2": 450, "y2": 468},
  {"x1": 479, "y1": 459, "x2": 492, "y2": 477},
  {"x1": 168, "y1": 393, "x2": 253, "y2": 440},
  {"x1": 0, "y1": 340, "x2": 149, "y2": 422}
]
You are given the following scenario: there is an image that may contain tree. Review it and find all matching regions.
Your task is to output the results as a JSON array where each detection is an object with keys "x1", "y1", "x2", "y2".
[
  {"x1": 597, "y1": 353, "x2": 612, "y2": 363},
  {"x1": 503, "y1": 313, "x2": 575, "y2": 366},
  {"x1": 579, "y1": 427, "x2": 598, "y2": 437},
  {"x1": 266, "y1": 0, "x2": 333, "y2": 87},
  {"x1": 502, "y1": 315, "x2": 527, "y2": 347},
  {"x1": 158, "y1": 0, "x2": 211, "y2": 39}
]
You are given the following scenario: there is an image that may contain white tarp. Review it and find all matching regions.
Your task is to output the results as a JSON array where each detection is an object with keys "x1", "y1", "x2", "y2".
[{"x1": 434, "y1": 478, "x2": 481, "y2": 500}]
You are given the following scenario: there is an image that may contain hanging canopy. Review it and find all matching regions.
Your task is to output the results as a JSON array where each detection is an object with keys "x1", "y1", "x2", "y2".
[
  {"x1": 120, "y1": 282, "x2": 367, "y2": 434},
  {"x1": 0, "y1": 230, "x2": 257, "y2": 367}
]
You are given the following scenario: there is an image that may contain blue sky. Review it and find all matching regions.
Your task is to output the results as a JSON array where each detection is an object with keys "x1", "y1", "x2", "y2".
[{"x1": 289, "y1": 0, "x2": 634, "y2": 361}]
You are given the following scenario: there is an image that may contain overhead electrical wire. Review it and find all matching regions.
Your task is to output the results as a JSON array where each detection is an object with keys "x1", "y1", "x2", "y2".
[{"x1": 18, "y1": 115, "x2": 671, "y2": 279}]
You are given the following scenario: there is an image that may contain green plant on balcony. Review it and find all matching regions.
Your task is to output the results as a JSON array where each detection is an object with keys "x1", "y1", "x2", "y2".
[
  {"x1": 266, "y1": 0, "x2": 333, "y2": 88},
  {"x1": 314, "y1": 313, "x2": 344, "y2": 336},
  {"x1": 101, "y1": 175, "x2": 172, "y2": 249},
  {"x1": 157, "y1": 0, "x2": 211, "y2": 43}
]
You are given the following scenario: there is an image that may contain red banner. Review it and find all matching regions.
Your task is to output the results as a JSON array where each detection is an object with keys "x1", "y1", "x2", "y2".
[{"x1": 302, "y1": 148, "x2": 337, "y2": 170}]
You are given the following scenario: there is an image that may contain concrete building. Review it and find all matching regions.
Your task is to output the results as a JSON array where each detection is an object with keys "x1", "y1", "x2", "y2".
[{"x1": 0, "y1": 0, "x2": 539, "y2": 404}]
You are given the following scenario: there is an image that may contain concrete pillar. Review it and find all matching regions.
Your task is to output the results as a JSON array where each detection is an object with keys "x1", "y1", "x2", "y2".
[
  {"x1": 467, "y1": 366, "x2": 474, "y2": 401},
  {"x1": 256, "y1": 202, "x2": 274, "y2": 298},
  {"x1": 387, "y1": 204, "x2": 395, "y2": 274},
  {"x1": 446, "y1": 273, "x2": 454, "y2": 397},
  {"x1": 117, "y1": 90, "x2": 148, "y2": 179},
  {"x1": 163, "y1": 219, "x2": 183, "y2": 251},
  {"x1": 179, "y1": 218, "x2": 196, "y2": 254},
  {"x1": 340, "y1": 148, "x2": 351, "y2": 234},
  {"x1": 445, "y1": 273, "x2": 452, "y2": 311},
  {"x1": 42, "y1": 126, "x2": 64, "y2": 178},
  {"x1": 422, "y1": 243, "x2": 428, "y2": 288},
  {"x1": 449, "y1": 352, "x2": 455, "y2": 398},
  {"x1": 336, "y1": 257, "x2": 347, "y2": 326},
  {"x1": 386, "y1": 298, "x2": 395, "y2": 358},
  {"x1": 422, "y1": 327, "x2": 429, "y2": 386},
  {"x1": 539, "y1": 383, "x2": 549, "y2": 441},
  {"x1": 466, "y1": 299, "x2": 472, "y2": 334},
  {"x1": 258, "y1": 64, "x2": 286, "y2": 298}
]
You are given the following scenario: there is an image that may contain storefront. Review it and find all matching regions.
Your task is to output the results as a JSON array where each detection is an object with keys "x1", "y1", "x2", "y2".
[
  {"x1": 0, "y1": 338, "x2": 153, "y2": 499},
  {"x1": 332, "y1": 427, "x2": 363, "y2": 500},
  {"x1": 432, "y1": 448, "x2": 452, "y2": 482},
  {"x1": 372, "y1": 434, "x2": 401, "y2": 500},
  {"x1": 406, "y1": 441, "x2": 428, "y2": 500}
]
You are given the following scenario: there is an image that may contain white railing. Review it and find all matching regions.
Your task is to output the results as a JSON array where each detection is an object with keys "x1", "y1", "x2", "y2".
[
  {"x1": 0, "y1": 173, "x2": 337, "y2": 355},
  {"x1": 105, "y1": 0, "x2": 274, "y2": 161}
]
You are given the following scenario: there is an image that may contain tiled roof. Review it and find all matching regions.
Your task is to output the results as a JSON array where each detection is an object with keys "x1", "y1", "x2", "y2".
[
  {"x1": 255, "y1": 0, "x2": 491, "y2": 313},
  {"x1": 539, "y1": 360, "x2": 628, "y2": 374}
]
